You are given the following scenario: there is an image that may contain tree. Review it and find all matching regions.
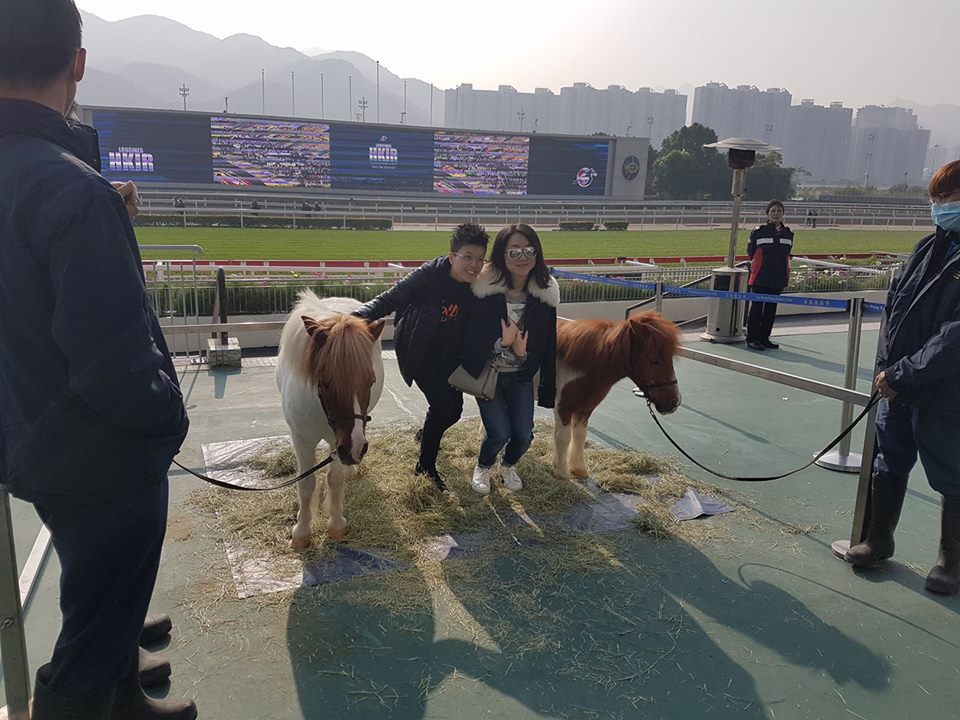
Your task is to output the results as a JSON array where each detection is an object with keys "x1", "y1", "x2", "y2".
[
  {"x1": 653, "y1": 123, "x2": 729, "y2": 199},
  {"x1": 652, "y1": 150, "x2": 701, "y2": 199},
  {"x1": 645, "y1": 145, "x2": 659, "y2": 196},
  {"x1": 745, "y1": 151, "x2": 798, "y2": 201}
]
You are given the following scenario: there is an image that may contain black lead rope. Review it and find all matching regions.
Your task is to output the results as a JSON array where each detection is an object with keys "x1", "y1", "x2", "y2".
[
  {"x1": 170, "y1": 392, "x2": 373, "y2": 491},
  {"x1": 171, "y1": 453, "x2": 337, "y2": 492},
  {"x1": 643, "y1": 390, "x2": 882, "y2": 482}
]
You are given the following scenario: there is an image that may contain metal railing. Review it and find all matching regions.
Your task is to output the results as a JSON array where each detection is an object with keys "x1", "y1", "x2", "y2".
[
  {"x1": 133, "y1": 203, "x2": 934, "y2": 232},
  {"x1": 143, "y1": 246, "x2": 206, "y2": 362}
]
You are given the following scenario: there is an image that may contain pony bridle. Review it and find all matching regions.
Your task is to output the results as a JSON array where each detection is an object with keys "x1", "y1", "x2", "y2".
[
  {"x1": 634, "y1": 379, "x2": 679, "y2": 402},
  {"x1": 317, "y1": 392, "x2": 371, "y2": 427}
]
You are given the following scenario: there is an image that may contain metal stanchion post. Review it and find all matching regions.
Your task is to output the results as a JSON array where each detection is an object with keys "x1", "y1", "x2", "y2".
[
  {"x1": 831, "y1": 400, "x2": 879, "y2": 559},
  {"x1": 655, "y1": 281, "x2": 664, "y2": 315},
  {"x1": 832, "y1": 302, "x2": 884, "y2": 559},
  {"x1": 0, "y1": 487, "x2": 32, "y2": 719},
  {"x1": 816, "y1": 297, "x2": 865, "y2": 472}
]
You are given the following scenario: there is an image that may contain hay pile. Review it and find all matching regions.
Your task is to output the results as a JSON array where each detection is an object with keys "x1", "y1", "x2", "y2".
[{"x1": 186, "y1": 418, "x2": 734, "y2": 579}]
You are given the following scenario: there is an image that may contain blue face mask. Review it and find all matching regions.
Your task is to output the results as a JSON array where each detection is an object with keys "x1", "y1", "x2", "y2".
[{"x1": 931, "y1": 201, "x2": 960, "y2": 232}]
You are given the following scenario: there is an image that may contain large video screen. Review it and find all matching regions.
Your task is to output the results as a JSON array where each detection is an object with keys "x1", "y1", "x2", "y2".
[
  {"x1": 92, "y1": 110, "x2": 213, "y2": 184},
  {"x1": 527, "y1": 136, "x2": 609, "y2": 196},
  {"x1": 211, "y1": 116, "x2": 331, "y2": 187},
  {"x1": 433, "y1": 132, "x2": 529, "y2": 195},
  {"x1": 329, "y1": 125, "x2": 433, "y2": 192}
]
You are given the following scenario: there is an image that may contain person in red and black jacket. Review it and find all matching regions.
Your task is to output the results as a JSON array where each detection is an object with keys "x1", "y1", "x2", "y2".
[{"x1": 746, "y1": 200, "x2": 794, "y2": 350}]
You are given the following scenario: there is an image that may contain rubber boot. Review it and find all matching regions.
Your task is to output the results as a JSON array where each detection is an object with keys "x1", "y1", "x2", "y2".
[
  {"x1": 31, "y1": 663, "x2": 114, "y2": 720},
  {"x1": 110, "y1": 665, "x2": 197, "y2": 720},
  {"x1": 139, "y1": 614, "x2": 173, "y2": 646},
  {"x1": 139, "y1": 647, "x2": 171, "y2": 687},
  {"x1": 845, "y1": 472, "x2": 908, "y2": 568},
  {"x1": 925, "y1": 495, "x2": 960, "y2": 595}
]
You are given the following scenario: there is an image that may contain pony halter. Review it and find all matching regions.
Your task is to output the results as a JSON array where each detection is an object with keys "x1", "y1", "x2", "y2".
[
  {"x1": 634, "y1": 379, "x2": 679, "y2": 396},
  {"x1": 317, "y1": 392, "x2": 372, "y2": 426}
]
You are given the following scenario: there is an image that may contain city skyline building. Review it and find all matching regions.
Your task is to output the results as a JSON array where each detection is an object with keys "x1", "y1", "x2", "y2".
[
  {"x1": 440, "y1": 79, "x2": 932, "y2": 187},
  {"x1": 444, "y1": 82, "x2": 686, "y2": 148}
]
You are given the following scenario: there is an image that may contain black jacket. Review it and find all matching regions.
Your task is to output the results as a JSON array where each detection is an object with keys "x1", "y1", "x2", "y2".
[
  {"x1": 461, "y1": 264, "x2": 559, "y2": 408},
  {"x1": 880, "y1": 227, "x2": 960, "y2": 409},
  {"x1": 0, "y1": 100, "x2": 188, "y2": 501},
  {"x1": 748, "y1": 222, "x2": 793, "y2": 288},
  {"x1": 353, "y1": 256, "x2": 473, "y2": 385}
]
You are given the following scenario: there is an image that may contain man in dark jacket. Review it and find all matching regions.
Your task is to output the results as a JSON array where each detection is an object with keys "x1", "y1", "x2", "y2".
[
  {"x1": 845, "y1": 160, "x2": 960, "y2": 595},
  {"x1": 0, "y1": 1, "x2": 196, "y2": 717},
  {"x1": 353, "y1": 223, "x2": 489, "y2": 492},
  {"x1": 746, "y1": 199, "x2": 794, "y2": 350}
]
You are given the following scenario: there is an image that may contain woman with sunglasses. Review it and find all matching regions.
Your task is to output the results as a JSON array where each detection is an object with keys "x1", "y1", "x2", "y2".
[{"x1": 460, "y1": 224, "x2": 559, "y2": 494}]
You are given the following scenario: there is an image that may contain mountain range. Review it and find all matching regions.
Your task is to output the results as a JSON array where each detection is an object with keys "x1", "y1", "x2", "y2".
[
  {"x1": 75, "y1": 11, "x2": 960, "y2": 152},
  {"x1": 76, "y1": 11, "x2": 444, "y2": 126}
]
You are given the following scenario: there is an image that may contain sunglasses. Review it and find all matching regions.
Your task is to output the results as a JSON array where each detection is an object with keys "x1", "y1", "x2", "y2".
[{"x1": 506, "y1": 247, "x2": 538, "y2": 260}]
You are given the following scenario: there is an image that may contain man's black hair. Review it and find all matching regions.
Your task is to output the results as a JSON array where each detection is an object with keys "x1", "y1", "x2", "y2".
[
  {"x1": 450, "y1": 223, "x2": 489, "y2": 252},
  {"x1": 0, "y1": 0, "x2": 82, "y2": 87}
]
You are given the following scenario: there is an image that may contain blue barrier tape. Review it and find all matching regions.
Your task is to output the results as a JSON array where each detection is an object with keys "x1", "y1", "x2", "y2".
[
  {"x1": 864, "y1": 302, "x2": 885, "y2": 314},
  {"x1": 552, "y1": 268, "x2": 657, "y2": 291},
  {"x1": 551, "y1": 268, "x2": 851, "y2": 309},
  {"x1": 662, "y1": 285, "x2": 850, "y2": 309}
]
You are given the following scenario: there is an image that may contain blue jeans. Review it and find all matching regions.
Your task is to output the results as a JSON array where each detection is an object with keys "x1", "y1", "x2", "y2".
[{"x1": 477, "y1": 373, "x2": 535, "y2": 468}]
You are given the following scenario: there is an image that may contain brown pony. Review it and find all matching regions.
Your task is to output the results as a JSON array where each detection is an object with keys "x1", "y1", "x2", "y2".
[
  {"x1": 553, "y1": 311, "x2": 682, "y2": 479},
  {"x1": 277, "y1": 292, "x2": 385, "y2": 548}
]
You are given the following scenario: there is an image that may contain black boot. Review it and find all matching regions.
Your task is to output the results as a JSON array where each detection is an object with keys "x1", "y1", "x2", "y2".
[
  {"x1": 139, "y1": 614, "x2": 172, "y2": 646},
  {"x1": 415, "y1": 462, "x2": 448, "y2": 494},
  {"x1": 845, "y1": 472, "x2": 908, "y2": 568},
  {"x1": 110, "y1": 665, "x2": 197, "y2": 720},
  {"x1": 31, "y1": 663, "x2": 114, "y2": 720},
  {"x1": 139, "y1": 647, "x2": 171, "y2": 687},
  {"x1": 925, "y1": 495, "x2": 960, "y2": 595}
]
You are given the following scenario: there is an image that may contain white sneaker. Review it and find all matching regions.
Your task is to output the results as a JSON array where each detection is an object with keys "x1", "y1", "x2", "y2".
[
  {"x1": 471, "y1": 465, "x2": 491, "y2": 495},
  {"x1": 501, "y1": 465, "x2": 523, "y2": 491}
]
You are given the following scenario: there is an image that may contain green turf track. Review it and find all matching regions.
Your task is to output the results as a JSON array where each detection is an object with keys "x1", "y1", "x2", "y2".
[{"x1": 135, "y1": 226, "x2": 925, "y2": 262}]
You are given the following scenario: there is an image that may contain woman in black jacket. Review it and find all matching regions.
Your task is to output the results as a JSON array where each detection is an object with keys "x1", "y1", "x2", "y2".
[
  {"x1": 460, "y1": 224, "x2": 559, "y2": 494},
  {"x1": 353, "y1": 223, "x2": 489, "y2": 492}
]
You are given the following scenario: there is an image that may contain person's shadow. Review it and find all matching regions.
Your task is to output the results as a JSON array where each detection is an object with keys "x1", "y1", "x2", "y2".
[{"x1": 285, "y1": 467, "x2": 891, "y2": 719}]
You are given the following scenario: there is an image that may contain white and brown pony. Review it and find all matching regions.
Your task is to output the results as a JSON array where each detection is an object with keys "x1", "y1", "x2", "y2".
[
  {"x1": 553, "y1": 311, "x2": 682, "y2": 479},
  {"x1": 276, "y1": 292, "x2": 385, "y2": 548}
]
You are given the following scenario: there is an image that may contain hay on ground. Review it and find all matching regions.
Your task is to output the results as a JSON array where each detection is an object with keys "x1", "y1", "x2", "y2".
[{"x1": 184, "y1": 417, "x2": 738, "y2": 612}]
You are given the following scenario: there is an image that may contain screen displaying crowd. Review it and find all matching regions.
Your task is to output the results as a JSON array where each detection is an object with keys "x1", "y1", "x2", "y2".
[{"x1": 93, "y1": 109, "x2": 610, "y2": 197}]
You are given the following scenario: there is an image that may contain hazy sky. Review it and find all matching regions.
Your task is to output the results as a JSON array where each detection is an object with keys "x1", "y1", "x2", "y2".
[{"x1": 77, "y1": 0, "x2": 956, "y2": 108}]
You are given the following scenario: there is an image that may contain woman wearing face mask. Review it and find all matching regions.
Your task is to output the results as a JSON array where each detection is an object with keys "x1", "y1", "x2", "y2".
[
  {"x1": 459, "y1": 224, "x2": 559, "y2": 494},
  {"x1": 845, "y1": 159, "x2": 960, "y2": 595}
]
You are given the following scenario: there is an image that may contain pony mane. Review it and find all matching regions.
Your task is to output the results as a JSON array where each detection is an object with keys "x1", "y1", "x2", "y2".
[
  {"x1": 302, "y1": 314, "x2": 376, "y2": 409},
  {"x1": 626, "y1": 311, "x2": 681, "y2": 367},
  {"x1": 279, "y1": 291, "x2": 376, "y2": 403},
  {"x1": 557, "y1": 318, "x2": 631, "y2": 375},
  {"x1": 558, "y1": 312, "x2": 681, "y2": 374}
]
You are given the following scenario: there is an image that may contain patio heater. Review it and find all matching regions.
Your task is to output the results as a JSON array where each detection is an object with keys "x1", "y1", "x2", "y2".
[{"x1": 700, "y1": 138, "x2": 779, "y2": 342}]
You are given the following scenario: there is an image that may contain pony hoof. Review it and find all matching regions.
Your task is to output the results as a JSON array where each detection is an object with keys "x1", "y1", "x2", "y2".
[
  {"x1": 570, "y1": 467, "x2": 590, "y2": 479},
  {"x1": 327, "y1": 526, "x2": 348, "y2": 541},
  {"x1": 291, "y1": 535, "x2": 312, "y2": 550}
]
